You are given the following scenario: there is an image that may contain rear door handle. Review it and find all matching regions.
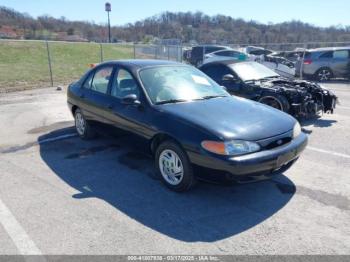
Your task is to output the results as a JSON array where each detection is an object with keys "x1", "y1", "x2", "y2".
[
  {"x1": 107, "y1": 104, "x2": 113, "y2": 109},
  {"x1": 79, "y1": 94, "x2": 85, "y2": 99}
]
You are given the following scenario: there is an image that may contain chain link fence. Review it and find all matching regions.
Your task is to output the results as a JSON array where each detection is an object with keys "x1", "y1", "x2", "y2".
[
  {"x1": 0, "y1": 40, "x2": 134, "y2": 92},
  {"x1": 1, "y1": 40, "x2": 349, "y2": 92},
  {"x1": 134, "y1": 44, "x2": 183, "y2": 62}
]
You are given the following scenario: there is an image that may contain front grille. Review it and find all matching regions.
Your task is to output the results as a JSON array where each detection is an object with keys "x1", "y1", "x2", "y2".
[
  {"x1": 265, "y1": 137, "x2": 292, "y2": 150},
  {"x1": 257, "y1": 130, "x2": 293, "y2": 150}
]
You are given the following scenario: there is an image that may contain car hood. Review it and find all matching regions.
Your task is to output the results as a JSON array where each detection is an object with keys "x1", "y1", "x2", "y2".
[
  {"x1": 260, "y1": 77, "x2": 330, "y2": 93},
  {"x1": 157, "y1": 96, "x2": 296, "y2": 141}
]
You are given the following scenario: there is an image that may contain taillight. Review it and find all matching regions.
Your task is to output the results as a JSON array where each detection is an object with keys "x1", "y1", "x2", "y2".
[{"x1": 303, "y1": 59, "x2": 312, "y2": 65}]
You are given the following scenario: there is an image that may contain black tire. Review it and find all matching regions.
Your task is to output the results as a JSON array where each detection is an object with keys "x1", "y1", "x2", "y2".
[
  {"x1": 155, "y1": 140, "x2": 196, "y2": 192},
  {"x1": 74, "y1": 108, "x2": 96, "y2": 140},
  {"x1": 258, "y1": 94, "x2": 290, "y2": 113},
  {"x1": 314, "y1": 67, "x2": 333, "y2": 82}
]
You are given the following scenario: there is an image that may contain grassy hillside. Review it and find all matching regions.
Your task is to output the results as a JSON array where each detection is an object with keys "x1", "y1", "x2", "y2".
[{"x1": 0, "y1": 41, "x2": 133, "y2": 92}]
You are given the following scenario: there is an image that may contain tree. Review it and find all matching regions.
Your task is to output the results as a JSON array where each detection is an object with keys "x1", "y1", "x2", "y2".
[
  {"x1": 67, "y1": 28, "x2": 74, "y2": 35},
  {"x1": 1, "y1": 6, "x2": 350, "y2": 44}
]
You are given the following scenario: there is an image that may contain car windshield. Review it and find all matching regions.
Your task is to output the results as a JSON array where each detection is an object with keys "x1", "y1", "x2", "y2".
[
  {"x1": 230, "y1": 62, "x2": 279, "y2": 81},
  {"x1": 139, "y1": 65, "x2": 229, "y2": 104}
]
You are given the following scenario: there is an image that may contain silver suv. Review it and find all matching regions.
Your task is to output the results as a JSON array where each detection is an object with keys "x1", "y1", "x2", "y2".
[{"x1": 296, "y1": 47, "x2": 350, "y2": 81}]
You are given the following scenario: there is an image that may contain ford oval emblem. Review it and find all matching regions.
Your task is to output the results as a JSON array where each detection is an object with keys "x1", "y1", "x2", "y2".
[{"x1": 277, "y1": 139, "x2": 283, "y2": 145}]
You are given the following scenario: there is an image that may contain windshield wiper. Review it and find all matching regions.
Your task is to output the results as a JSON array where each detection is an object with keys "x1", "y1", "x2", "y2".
[
  {"x1": 195, "y1": 95, "x2": 228, "y2": 100},
  {"x1": 245, "y1": 76, "x2": 279, "y2": 83},
  {"x1": 244, "y1": 79, "x2": 259, "y2": 83},
  {"x1": 155, "y1": 99, "x2": 188, "y2": 105},
  {"x1": 261, "y1": 76, "x2": 280, "y2": 80}
]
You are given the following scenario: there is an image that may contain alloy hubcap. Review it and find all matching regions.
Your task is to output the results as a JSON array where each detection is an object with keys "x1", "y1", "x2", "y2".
[
  {"x1": 159, "y1": 149, "x2": 184, "y2": 186},
  {"x1": 318, "y1": 70, "x2": 331, "y2": 81},
  {"x1": 75, "y1": 112, "x2": 86, "y2": 136}
]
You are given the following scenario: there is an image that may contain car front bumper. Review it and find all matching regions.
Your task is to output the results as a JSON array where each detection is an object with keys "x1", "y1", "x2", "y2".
[
  {"x1": 188, "y1": 132, "x2": 308, "y2": 177},
  {"x1": 292, "y1": 95, "x2": 337, "y2": 117}
]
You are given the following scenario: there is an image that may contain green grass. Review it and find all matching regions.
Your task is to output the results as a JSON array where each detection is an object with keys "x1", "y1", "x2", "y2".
[{"x1": 0, "y1": 41, "x2": 133, "y2": 91}]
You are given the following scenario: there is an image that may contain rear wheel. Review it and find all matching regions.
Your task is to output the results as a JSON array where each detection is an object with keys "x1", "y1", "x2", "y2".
[
  {"x1": 315, "y1": 68, "x2": 333, "y2": 82},
  {"x1": 155, "y1": 141, "x2": 196, "y2": 192},
  {"x1": 259, "y1": 94, "x2": 290, "y2": 113},
  {"x1": 74, "y1": 108, "x2": 95, "y2": 140}
]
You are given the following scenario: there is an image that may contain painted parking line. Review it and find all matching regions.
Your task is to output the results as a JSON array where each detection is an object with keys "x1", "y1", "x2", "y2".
[
  {"x1": 38, "y1": 133, "x2": 77, "y2": 145},
  {"x1": 0, "y1": 198, "x2": 42, "y2": 255},
  {"x1": 307, "y1": 146, "x2": 350, "y2": 159}
]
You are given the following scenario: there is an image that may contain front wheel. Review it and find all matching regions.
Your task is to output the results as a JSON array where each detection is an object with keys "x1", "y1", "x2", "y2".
[
  {"x1": 259, "y1": 94, "x2": 290, "y2": 113},
  {"x1": 155, "y1": 141, "x2": 196, "y2": 192}
]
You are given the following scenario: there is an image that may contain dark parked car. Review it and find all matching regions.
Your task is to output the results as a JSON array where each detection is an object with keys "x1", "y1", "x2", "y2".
[
  {"x1": 296, "y1": 47, "x2": 350, "y2": 81},
  {"x1": 187, "y1": 45, "x2": 232, "y2": 67},
  {"x1": 68, "y1": 60, "x2": 308, "y2": 192},
  {"x1": 200, "y1": 61, "x2": 337, "y2": 117}
]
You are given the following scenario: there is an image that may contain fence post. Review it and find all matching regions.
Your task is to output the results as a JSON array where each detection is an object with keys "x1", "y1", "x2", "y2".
[
  {"x1": 180, "y1": 45, "x2": 183, "y2": 63},
  {"x1": 45, "y1": 41, "x2": 54, "y2": 87},
  {"x1": 300, "y1": 43, "x2": 308, "y2": 80},
  {"x1": 133, "y1": 43, "x2": 136, "y2": 59},
  {"x1": 100, "y1": 43, "x2": 104, "y2": 62},
  {"x1": 155, "y1": 45, "x2": 157, "y2": 59},
  {"x1": 167, "y1": 46, "x2": 170, "y2": 60}
]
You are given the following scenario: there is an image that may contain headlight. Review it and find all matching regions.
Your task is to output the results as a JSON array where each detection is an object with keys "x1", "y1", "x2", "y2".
[
  {"x1": 201, "y1": 140, "x2": 261, "y2": 156},
  {"x1": 293, "y1": 122, "x2": 302, "y2": 138}
]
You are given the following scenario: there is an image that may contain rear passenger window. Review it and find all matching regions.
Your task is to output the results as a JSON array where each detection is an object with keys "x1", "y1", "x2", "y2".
[
  {"x1": 216, "y1": 51, "x2": 228, "y2": 56},
  {"x1": 319, "y1": 51, "x2": 333, "y2": 59},
  {"x1": 217, "y1": 51, "x2": 238, "y2": 57},
  {"x1": 333, "y1": 50, "x2": 349, "y2": 59},
  {"x1": 90, "y1": 66, "x2": 113, "y2": 94},
  {"x1": 205, "y1": 47, "x2": 222, "y2": 54},
  {"x1": 303, "y1": 52, "x2": 312, "y2": 59}
]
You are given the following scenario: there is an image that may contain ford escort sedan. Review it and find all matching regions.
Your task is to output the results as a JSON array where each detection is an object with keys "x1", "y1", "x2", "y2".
[{"x1": 67, "y1": 60, "x2": 308, "y2": 192}]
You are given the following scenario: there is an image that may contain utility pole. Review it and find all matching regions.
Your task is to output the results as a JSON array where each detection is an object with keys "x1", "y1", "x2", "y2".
[{"x1": 105, "y1": 2, "x2": 111, "y2": 43}]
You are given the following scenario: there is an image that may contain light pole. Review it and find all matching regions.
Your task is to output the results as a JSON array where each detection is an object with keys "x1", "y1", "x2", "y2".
[{"x1": 105, "y1": 2, "x2": 111, "y2": 43}]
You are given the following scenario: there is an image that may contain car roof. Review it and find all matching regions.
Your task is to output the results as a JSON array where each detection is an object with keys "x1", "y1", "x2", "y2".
[
  {"x1": 195, "y1": 45, "x2": 230, "y2": 48},
  {"x1": 199, "y1": 60, "x2": 249, "y2": 68},
  {"x1": 97, "y1": 59, "x2": 183, "y2": 69},
  {"x1": 308, "y1": 46, "x2": 350, "y2": 52},
  {"x1": 211, "y1": 49, "x2": 239, "y2": 54}
]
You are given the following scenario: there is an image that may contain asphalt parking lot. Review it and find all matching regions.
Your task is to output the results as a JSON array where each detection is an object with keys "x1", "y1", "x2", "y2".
[{"x1": 0, "y1": 83, "x2": 350, "y2": 255}]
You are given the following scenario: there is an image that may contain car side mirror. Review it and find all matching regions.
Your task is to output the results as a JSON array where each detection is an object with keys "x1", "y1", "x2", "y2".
[
  {"x1": 122, "y1": 94, "x2": 141, "y2": 106},
  {"x1": 222, "y1": 74, "x2": 237, "y2": 82}
]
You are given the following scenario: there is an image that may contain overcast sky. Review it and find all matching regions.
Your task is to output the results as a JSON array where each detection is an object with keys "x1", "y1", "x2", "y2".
[{"x1": 2, "y1": 0, "x2": 349, "y2": 27}]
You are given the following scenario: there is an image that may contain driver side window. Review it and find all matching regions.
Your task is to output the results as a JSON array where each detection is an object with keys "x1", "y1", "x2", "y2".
[
  {"x1": 111, "y1": 69, "x2": 140, "y2": 99},
  {"x1": 202, "y1": 65, "x2": 232, "y2": 82}
]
